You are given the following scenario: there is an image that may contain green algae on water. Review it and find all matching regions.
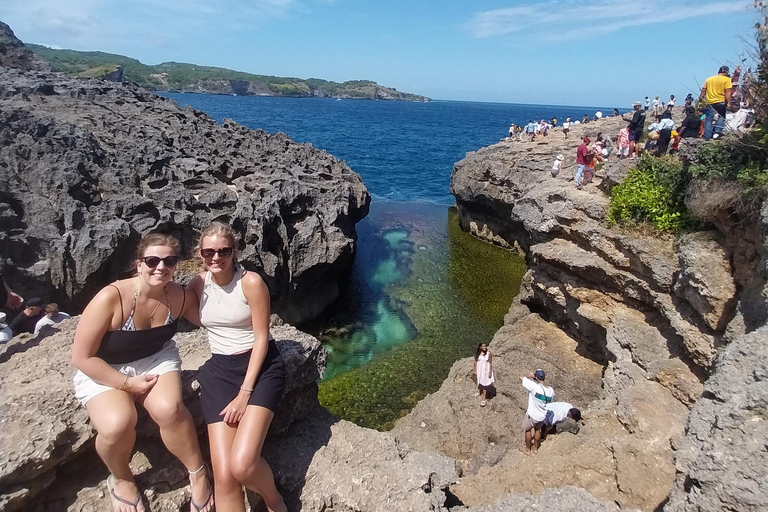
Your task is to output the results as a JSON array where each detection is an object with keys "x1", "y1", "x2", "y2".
[{"x1": 318, "y1": 205, "x2": 526, "y2": 430}]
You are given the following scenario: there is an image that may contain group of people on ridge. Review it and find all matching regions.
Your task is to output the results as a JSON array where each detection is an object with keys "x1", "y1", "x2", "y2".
[{"x1": 473, "y1": 343, "x2": 581, "y2": 455}]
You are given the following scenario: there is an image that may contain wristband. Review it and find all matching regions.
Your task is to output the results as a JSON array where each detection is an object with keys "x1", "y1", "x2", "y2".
[
  {"x1": 240, "y1": 386, "x2": 254, "y2": 393},
  {"x1": 118, "y1": 375, "x2": 129, "y2": 391}
]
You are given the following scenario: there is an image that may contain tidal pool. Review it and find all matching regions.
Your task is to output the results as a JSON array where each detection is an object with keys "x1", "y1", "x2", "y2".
[{"x1": 306, "y1": 201, "x2": 527, "y2": 430}]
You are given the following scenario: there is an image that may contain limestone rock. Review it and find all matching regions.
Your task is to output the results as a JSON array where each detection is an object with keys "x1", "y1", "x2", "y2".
[
  {"x1": 459, "y1": 486, "x2": 635, "y2": 512},
  {"x1": 0, "y1": 23, "x2": 369, "y2": 325},
  {"x1": 674, "y1": 231, "x2": 737, "y2": 332},
  {"x1": 664, "y1": 326, "x2": 768, "y2": 512}
]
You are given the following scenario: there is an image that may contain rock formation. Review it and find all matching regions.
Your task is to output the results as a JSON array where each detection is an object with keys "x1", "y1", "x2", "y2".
[
  {"x1": 0, "y1": 21, "x2": 370, "y2": 325},
  {"x1": 442, "y1": 118, "x2": 767, "y2": 511}
]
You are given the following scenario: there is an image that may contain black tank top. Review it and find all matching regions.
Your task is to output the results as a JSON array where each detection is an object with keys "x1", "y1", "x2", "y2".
[{"x1": 96, "y1": 284, "x2": 182, "y2": 365}]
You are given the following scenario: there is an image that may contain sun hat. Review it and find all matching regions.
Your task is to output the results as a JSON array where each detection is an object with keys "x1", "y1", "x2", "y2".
[
  {"x1": 534, "y1": 369, "x2": 546, "y2": 380},
  {"x1": 557, "y1": 154, "x2": 564, "y2": 161},
  {"x1": 0, "y1": 312, "x2": 6, "y2": 328}
]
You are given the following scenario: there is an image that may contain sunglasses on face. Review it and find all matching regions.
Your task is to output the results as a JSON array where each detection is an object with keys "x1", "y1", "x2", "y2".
[
  {"x1": 200, "y1": 247, "x2": 233, "y2": 258},
  {"x1": 142, "y1": 256, "x2": 179, "y2": 268}
]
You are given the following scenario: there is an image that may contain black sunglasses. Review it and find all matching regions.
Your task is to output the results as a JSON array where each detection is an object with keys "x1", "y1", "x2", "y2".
[
  {"x1": 142, "y1": 256, "x2": 179, "y2": 268},
  {"x1": 200, "y1": 247, "x2": 233, "y2": 258}
]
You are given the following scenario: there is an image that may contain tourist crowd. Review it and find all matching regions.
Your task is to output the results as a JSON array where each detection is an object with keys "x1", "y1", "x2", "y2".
[{"x1": 504, "y1": 64, "x2": 755, "y2": 189}]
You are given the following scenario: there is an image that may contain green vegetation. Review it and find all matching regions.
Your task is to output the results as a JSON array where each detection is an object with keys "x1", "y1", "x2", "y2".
[
  {"x1": 608, "y1": 155, "x2": 689, "y2": 232},
  {"x1": 26, "y1": 44, "x2": 429, "y2": 101},
  {"x1": 318, "y1": 208, "x2": 526, "y2": 430}
]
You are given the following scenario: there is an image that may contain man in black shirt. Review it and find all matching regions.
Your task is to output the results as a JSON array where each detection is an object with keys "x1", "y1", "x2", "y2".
[
  {"x1": 623, "y1": 102, "x2": 646, "y2": 158},
  {"x1": 8, "y1": 297, "x2": 45, "y2": 335},
  {"x1": 677, "y1": 107, "x2": 701, "y2": 138}
]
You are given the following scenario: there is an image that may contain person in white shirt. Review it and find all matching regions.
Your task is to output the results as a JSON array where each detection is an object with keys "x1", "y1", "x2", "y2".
[
  {"x1": 519, "y1": 369, "x2": 554, "y2": 454},
  {"x1": 33, "y1": 303, "x2": 71, "y2": 336},
  {"x1": 543, "y1": 402, "x2": 582, "y2": 435},
  {"x1": 652, "y1": 96, "x2": 660, "y2": 115},
  {"x1": 0, "y1": 312, "x2": 12, "y2": 343},
  {"x1": 551, "y1": 155, "x2": 564, "y2": 177}
]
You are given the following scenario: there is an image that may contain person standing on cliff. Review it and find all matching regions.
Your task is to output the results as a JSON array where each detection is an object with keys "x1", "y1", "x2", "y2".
[
  {"x1": 574, "y1": 137, "x2": 593, "y2": 189},
  {"x1": 525, "y1": 120, "x2": 537, "y2": 142},
  {"x1": 699, "y1": 65, "x2": 733, "y2": 139},
  {"x1": 622, "y1": 102, "x2": 646, "y2": 158},
  {"x1": 519, "y1": 369, "x2": 554, "y2": 455},
  {"x1": 474, "y1": 343, "x2": 494, "y2": 406},
  {"x1": 562, "y1": 118, "x2": 571, "y2": 139}
]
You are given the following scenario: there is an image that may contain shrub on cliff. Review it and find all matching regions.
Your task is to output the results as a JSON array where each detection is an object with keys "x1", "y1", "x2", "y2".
[{"x1": 607, "y1": 154, "x2": 689, "y2": 232}]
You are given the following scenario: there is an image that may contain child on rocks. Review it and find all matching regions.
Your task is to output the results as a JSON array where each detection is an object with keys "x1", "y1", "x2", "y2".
[
  {"x1": 551, "y1": 154, "x2": 564, "y2": 177},
  {"x1": 618, "y1": 125, "x2": 630, "y2": 158}
]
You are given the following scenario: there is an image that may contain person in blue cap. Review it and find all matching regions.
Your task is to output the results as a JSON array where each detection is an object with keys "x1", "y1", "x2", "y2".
[{"x1": 519, "y1": 368, "x2": 555, "y2": 454}]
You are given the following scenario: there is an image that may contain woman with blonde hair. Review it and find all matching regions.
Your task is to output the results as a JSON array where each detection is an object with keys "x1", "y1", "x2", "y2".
[
  {"x1": 187, "y1": 223, "x2": 287, "y2": 512},
  {"x1": 71, "y1": 233, "x2": 213, "y2": 512}
]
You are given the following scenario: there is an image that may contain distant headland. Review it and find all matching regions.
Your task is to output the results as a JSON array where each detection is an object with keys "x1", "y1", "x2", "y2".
[{"x1": 26, "y1": 44, "x2": 431, "y2": 101}]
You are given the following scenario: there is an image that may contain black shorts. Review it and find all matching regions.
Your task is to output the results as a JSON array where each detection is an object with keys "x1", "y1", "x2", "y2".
[
  {"x1": 198, "y1": 339, "x2": 286, "y2": 424},
  {"x1": 629, "y1": 129, "x2": 642, "y2": 142}
]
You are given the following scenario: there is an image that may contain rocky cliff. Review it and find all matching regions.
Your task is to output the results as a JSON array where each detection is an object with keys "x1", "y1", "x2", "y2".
[
  {"x1": 433, "y1": 118, "x2": 767, "y2": 510},
  {"x1": 0, "y1": 21, "x2": 370, "y2": 324}
]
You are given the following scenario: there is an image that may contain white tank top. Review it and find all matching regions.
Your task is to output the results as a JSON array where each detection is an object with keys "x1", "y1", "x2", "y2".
[{"x1": 200, "y1": 266, "x2": 259, "y2": 355}]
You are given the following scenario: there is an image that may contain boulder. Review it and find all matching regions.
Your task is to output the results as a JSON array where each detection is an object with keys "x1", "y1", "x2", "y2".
[
  {"x1": 458, "y1": 486, "x2": 636, "y2": 512},
  {"x1": 0, "y1": 23, "x2": 370, "y2": 325}
]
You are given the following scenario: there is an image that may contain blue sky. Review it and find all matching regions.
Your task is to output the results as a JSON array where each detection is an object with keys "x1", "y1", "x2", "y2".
[{"x1": 2, "y1": 0, "x2": 759, "y2": 106}]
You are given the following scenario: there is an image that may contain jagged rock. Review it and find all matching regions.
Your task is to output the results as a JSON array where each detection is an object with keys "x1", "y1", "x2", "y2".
[
  {"x1": 664, "y1": 325, "x2": 768, "y2": 512},
  {"x1": 0, "y1": 23, "x2": 369, "y2": 325},
  {"x1": 0, "y1": 317, "x2": 326, "y2": 511},
  {"x1": 0, "y1": 22, "x2": 49, "y2": 72},
  {"x1": 674, "y1": 231, "x2": 737, "y2": 332}
]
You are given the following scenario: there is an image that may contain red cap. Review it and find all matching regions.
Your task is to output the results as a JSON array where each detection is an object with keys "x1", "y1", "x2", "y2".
[{"x1": 583, "y1": 137, "x2": 590, "y2": 143}]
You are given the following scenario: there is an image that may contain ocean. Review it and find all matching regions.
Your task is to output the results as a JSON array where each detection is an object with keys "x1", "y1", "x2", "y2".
[{"x1": 161, "y1": 93, "x2": 601, "y2": 428}]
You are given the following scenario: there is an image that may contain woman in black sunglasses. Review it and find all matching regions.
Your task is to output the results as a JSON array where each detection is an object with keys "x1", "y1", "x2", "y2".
[
  {"x1": 186, "y1": 222, "x2": 287, "y2": 512},
  {"x1": 71, "y1": 233, "x2": 213, "y2": 512}
]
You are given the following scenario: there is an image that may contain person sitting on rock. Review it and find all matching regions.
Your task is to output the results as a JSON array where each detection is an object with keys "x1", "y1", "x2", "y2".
[
  {"x1": 519, "y1": 369, "x2": 554, "y2": 455},
  {"x1": 543, "y1": 402, "x2": 582, "y2": 436},
  {"x1": 551, "y1": 154, "x2": 564, "y2": 178},
  {"x1": 187, "y1": 222, "x2": 288, "y2": 512},
  {"x1": 71, "y1": 233, "x2": 213, "y2": 512},
  {"x1": 8, "y1": 297, "x2": 45, "y2": 335},
  {"x1": 33, "y1": 302, "x2": 71, "y2": 337},
  {"x1": 474, "y1": 342, "x2": 495, "y2": 406}
]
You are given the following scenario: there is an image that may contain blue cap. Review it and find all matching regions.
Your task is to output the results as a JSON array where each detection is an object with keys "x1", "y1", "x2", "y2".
[{"x1": 534, "y1": 369, "x2": 546, "y2": 380}]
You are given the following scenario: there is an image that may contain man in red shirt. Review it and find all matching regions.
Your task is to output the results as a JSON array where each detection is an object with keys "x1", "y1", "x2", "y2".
[{"x1": 574, "y1": 137, "x2": 593, "y2": 189}]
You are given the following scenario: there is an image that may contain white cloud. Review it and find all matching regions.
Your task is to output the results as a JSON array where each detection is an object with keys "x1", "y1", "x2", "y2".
[{"x1": 466, "y1": 0, "x2": 752, "y2": 40}]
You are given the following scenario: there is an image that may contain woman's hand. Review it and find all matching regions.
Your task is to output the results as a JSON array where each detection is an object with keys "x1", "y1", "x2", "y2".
[
  {"x1": 125, "y1": 375, "x2": 158, "y2": 395},
  {"x1": 220, "y1": 390, "x2": 250, "y2": 425}
]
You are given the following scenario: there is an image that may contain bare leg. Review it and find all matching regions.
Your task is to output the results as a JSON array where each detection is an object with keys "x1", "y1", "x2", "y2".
[
  {"x1": 532, "y1": 428, "x2": 542, "y2": 453},
  {"x1": 139, "y1": 372, "x2": 212, "y2": 511},
  {"x1": 520, "y1": 429, "x2": 532, "y2": 454},
  {"x1": 209, "y1": 422, "x2": 247, "y2": 512},
  {"x1": 86, "y1": 390, "x2": 144, "y2": 512},
  {"x1": 230, "y1": 406, "x2": 287, "y2": 512}
]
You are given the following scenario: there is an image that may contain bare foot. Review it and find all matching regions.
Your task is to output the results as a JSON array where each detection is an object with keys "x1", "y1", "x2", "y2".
[
  {"x1": 518, "y1": 446, "x2": 531, "y2": 455},
  {"x1": 189, "y1": 469, "x2": 214, "y2": 512},
  {"x1": 531, "y1": 446, "x2": 539, "y2": 454}
]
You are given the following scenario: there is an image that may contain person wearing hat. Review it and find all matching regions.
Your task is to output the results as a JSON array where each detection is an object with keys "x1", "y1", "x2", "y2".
[
  {"x1": 699, "y1": 65, "x2": 733, "y2": 139},
  {"x1": 551, "y1": 154, "x2": 565, "y2": 178},
  {"x1": 622, "y1": 102, "x2": 646, "y2": 158},
  {"x1": 0, "y1": 312, "x2": 12, "y2": 343},
  {"x1": 519, "y1": 369, "x2": 555, "y2": 454},
  {"x1": 8, "y1": 297, "x2": 45, "y2": 336}
]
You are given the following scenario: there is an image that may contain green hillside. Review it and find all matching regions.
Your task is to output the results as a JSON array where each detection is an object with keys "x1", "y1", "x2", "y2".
[{"x1": 27, "y1": 44, "x2": 429, "y2": 101}]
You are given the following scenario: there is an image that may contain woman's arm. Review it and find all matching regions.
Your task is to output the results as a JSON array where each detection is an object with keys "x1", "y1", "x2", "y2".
[
  {"x1": 219, "y1": 270, "x2": 272, "y2": 425},
  {"x1": 182, "y1": 275, "x2": 204, "y2": 327},
  {"x1": 71, "y1": 286, "x2": 157, "y2": 394}
]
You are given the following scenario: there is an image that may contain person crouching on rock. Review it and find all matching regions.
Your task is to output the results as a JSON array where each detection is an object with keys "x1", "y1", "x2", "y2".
[
  {"x1": 473, "y1": 342, "x2": 495, "y2": 406},
  {"x1": 543, "y1": 401, "x2": 581, "y2": 437},
  {"x1": 519, "y1": 369, "x2": 554, "y2": 455},
  {"x1": 186, "y1": 222, "x2": 288, "y2": 512},
  {"x1": 71, "y1": 233, "x2": 213, "y2": 512}
]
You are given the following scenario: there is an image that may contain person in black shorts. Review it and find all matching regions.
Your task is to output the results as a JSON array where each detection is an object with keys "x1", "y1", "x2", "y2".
[{"x1": 623, "y1": 102, "x2": 646, "y2": 158}]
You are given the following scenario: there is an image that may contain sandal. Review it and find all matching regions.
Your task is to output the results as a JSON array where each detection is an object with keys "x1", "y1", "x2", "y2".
[
  {"x1": 107, "y1": 475, "x2": 143, "y2": 512},
  {"x1": 189, "y1": 464, "x2": 214, "y2": 512},
  {"x1": 474, "y1": 391, "x2": 481, "y2": 398},
  {"x1": 480, "y1": 399, "x2": 487, "y2": 407}
]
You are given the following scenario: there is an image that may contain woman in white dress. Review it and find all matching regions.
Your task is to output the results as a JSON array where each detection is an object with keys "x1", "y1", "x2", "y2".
[{"x1": 474, "y1": 342, "x2": 495, "y2": 406}]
